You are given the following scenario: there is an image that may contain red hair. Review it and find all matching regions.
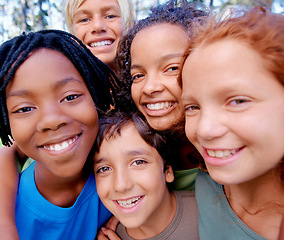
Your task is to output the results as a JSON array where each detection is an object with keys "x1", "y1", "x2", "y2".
[
  {"x1": 181, "y1": 6, "x2": 284, "y2": 177},
  {"x1": 184, "y1": 7, "x2": 284, "y2": 86}
]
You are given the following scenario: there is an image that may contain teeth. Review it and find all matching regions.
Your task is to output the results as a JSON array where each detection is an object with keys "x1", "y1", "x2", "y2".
[
  {"x1": 117, "y1": 196, "x2": 142, "y2": 208},
  {"x1": 90, "y1": 40, "x2": 112, "y2": 48},
  {"x1": 207, "y1": 149, "x2": 237, "y2": 159},
  {"x1": 43, "y1": 135, "x2": 78, "y2": 151},
  {"x1": 146, "y1": 102, "x2": 172, "y2": 111}
]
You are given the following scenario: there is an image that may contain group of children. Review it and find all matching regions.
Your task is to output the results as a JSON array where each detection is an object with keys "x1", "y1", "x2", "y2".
[{"x1": 0, "y1": 0, "x2": 283, "y2": 239}]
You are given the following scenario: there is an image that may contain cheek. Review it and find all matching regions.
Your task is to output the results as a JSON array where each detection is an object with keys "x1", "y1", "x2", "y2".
[
  {"x1": 184, "y1": 116, "x2": 202, "y2": 151},
  {"x1": 96, "y1": 178, "x2": 106, "y2": 197},
  {"x1": 131, "y1": 84, "x2": 141, "y2": 107},
  {"x1": 79, "y1": 101, "x2": 99, "y2": 127},
  {"x1": 95, "y1": 176, "x2": 112, "y2": 205},
  {"x1": 184, "y1": 117, "x2": 194, "y2": 142},
  {"x1": 113, "y1": 20, "x2": 125, "y2": 38},
  {"x1": 9, "y1": 117, "x2": 34, "y2": 151},
  {"x1": 74, "y1": 26, "x2": 85, "y2": 40}
]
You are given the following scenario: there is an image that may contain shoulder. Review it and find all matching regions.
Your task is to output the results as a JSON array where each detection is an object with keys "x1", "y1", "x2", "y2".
[
  {"x1": 174, "y1": 190, "x2": 197, "y2": 211},
  {"x1": 172, "y1": 191, "x2": 199, "y2": 239},
  {"x1": 116, "y1": 222, "x2": 133, "y2": 240}
]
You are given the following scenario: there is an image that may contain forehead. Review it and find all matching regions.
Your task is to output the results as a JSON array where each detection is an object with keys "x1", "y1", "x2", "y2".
[
  {"x1": 77, "y1": 0, "x2": 120, "y2": 11},
  {"x1": 8, "y1": 48, "x2": 85, "y2": 89},
  {"x1": 98, "y1": 123, "x2": 158, "y2": 156},
  {"x1": 131, "y1": 23, "x2": 189, "y2": 64},
  {"x1": 133, "y1": 23, "x2": 188, "y2": 47},
  {"x1": 16, "y1": 48, "x2": 76, "y2": 74},
  {"x1": 181, "y1": 38, "x2": 278, "y2": 98}
]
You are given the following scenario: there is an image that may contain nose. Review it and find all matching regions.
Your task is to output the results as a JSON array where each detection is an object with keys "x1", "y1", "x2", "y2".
[
  {"x1": 142, "y1": 74, "x2": 164, "y2": 96},
  {"x1": 113, "y1": 169, "x2": 133, "y2": 193},
  {"x1": 36, "y1": 104, "x2": 70, "y2": 132},
  {"x1": 195, "y1": 109, "x2": 228, "y2": 141},
  {"x1": 91, "y1": 17, "x2": 107, "y2": 34}
]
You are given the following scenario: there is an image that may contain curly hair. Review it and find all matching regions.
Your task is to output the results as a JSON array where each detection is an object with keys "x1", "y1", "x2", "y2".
[
  {"x1": 0, "y1": 30, "x2": 119, "y2": 146},
  {"x1": 115, "y1": 0, "x2": 208, "y2": 112}
]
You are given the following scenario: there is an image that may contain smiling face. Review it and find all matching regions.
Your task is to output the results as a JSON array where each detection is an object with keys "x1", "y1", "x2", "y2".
[
  {"x1": 6, "y1": 49, "x2": 99, "y2": 179},
  {"x1": 94, "y1": 123, "x2": 174, "y2": 233},
  {"x1": 73, "y1": 0, "x2": 124, "y2": 69},
  {"x1": 130, "y1": 23, "x2": 188, "y2": 131},
  {"x1": 181, "y1": 39, "x2": 284, "y2": 185}
]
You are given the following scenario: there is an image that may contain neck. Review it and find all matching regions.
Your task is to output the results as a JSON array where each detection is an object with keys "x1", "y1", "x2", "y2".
[
  {"x1": 126, "y1": 192, "x2": 176, "y2": 239},
  {"x1": 224, "y1": 168, "x2": 284, "y2": 240},
  {"x1": 34, "y1": 162, "x2": 88, "y2": 207}
]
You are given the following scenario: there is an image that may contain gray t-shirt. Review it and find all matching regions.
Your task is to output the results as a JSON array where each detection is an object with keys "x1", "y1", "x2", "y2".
[{"x1": 116, "y1": 190, "x2": 199, "y2": 240}]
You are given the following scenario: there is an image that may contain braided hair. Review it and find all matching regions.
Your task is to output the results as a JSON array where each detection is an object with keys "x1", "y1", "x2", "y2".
[
  {"x1": 116, "y1": 0, "x2": 208, "y2": 112},
  {"x1": 0, "y1": 29, "x2": 119, "y2": 146}
]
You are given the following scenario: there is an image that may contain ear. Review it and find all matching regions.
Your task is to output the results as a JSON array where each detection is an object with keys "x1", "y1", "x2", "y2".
[{"x1": 165, "y1": 165, "x2": 174, "y2": 183}]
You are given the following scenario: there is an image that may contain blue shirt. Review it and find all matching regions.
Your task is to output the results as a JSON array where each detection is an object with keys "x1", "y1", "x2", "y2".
[{"x1": 16, "y1": 161, "x2": 111, "y2": 240}]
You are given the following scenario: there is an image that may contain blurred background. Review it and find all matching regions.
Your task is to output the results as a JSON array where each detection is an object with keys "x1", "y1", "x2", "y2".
[{"x1": 0, "y1": 0, "x2": 283, "y2": 44}]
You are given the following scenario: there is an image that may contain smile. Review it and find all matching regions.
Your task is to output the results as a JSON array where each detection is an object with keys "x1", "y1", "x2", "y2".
[
  {"x1": 90, "y1": 40, "x2": 113, "y2": 48},
  {"x1": 116, "y1": 196, "x2": 143, "y2": 208},
  {"x1": 206, "y1": 148, "x2": 240, "y2": 159},
  {"x1": 43, "y1": 135, "x2": 79, "y2": 151},
  {"x1": 146, "y1": 102, "x2": 174, "y2": 111}
]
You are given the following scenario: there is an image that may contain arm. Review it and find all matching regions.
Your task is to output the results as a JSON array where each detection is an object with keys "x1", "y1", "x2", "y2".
[
  {"x1": 0, "y1": 145, "x2": 22, "y2": 240},
  {"x1": 96, "y1": 216, "x2": 121, "y2": 240}
]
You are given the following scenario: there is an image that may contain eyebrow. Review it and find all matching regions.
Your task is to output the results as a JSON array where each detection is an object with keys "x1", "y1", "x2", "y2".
[
  {"x1": 94, "y1": 149, "x2": 153, "y2": 164},
  {"x1": 74, "y1": 5, "x2": 120, "y2": 17},
  {"x1": 6, "y1": 77, "x2": 83, "y2": 98},
  {"x1": 131, "y1": 52, "x2": 184, "y2": 70}
]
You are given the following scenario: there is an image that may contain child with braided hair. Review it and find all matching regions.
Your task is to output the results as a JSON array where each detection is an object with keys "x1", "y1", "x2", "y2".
[
  {"x1": 0, "y1": 0, "x2": 134, "y2": 237},
  {"x1": 0, "y1": 29, "x2": 118, "y2": 239}
]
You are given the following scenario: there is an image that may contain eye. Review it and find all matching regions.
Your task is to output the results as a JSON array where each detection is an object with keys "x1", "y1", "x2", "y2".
[
  {"x1": 63, "y1": 94, "x2": 81, "y2": 102},
  {"x1": 185, "y1": 105, "x2": 200, "y2": 112},
  {"x1": 79, "y1": 18, "x2": 89, "y2": 23},
  {"x1": 74, "y1": 15, "x2": 90, "y2": 24},
  {"x1": 184, "y1": 104, "x2": 200, "y2": 117},
  {"x1": 131, "y1": 73, "x2": 144, "y2": 82},
  {"x1": 228, "y1": 98, "x2": 250, "y2": 106},
  {"x1": 166, "y1": 65, "x2": 179, "y2": 72},
  {"x1": 96, "y1": 166, "x2": 111, "y2": 173},
  {"x1": 132, "y1": 159, "x2": 147, "y2": 166},
  {"x1": 14, "y1": 106, "x2": 35, "y2": 114},
  {"x1": 106, "y1": 14, "x2": 118, "y2": 19}
]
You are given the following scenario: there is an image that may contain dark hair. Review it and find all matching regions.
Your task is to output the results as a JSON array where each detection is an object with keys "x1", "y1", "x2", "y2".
[
  {"x1": 116, "y1": 0, "x2": 208, "y2": 111},
  {"x1": 95, "y1": 110, "x2": 176, "y2": 170},
  {"x1": 0, "y1": 30, "x2": 119, "y2": 146}
]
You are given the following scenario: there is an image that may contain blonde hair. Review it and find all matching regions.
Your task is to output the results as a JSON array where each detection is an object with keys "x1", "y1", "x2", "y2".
[{"x1": 65, "y1": 0, "x2": 135, "y2": 35}]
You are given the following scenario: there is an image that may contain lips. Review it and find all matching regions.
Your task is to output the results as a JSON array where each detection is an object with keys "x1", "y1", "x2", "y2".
[
  {"x1": 116, "y1": 196, "x2": 143, "y2": 208},
  {"x1": 145, "y1": 101, "x2": 175, "y2": 111},
  {"x1": 42, "y1": 135, "x2": 79, "y2": 152},
  {"x1": 206, "y1": 148, "x2": 239, "y2": 159},
  {"x1": 90, "y1": 40, "x2": 113, "y2": 48},
  {"x1": 202, "y1": 147, "x2": 244, "y2": 167}
]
